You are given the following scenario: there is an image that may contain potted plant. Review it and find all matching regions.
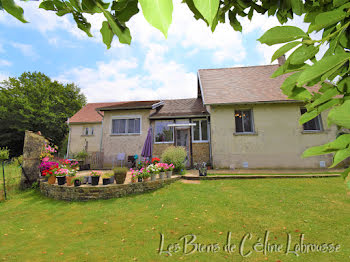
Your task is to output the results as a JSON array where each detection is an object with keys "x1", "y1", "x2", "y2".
[
  {"x1": 55, "y1": 168, "x2": 69, "y2": 185},
  {"x1": 40, "y1": 161, "x2": 59, "y2": 183},
  {"x1": 113, "y1": 167, "x2": 128, "y2": 184},
  {"x1": 141, "y1": 168, "x2": 151, "y2": 182},
  {"x1": 102, "y1": 174, "x2": 110, "y2": 185},
  {"x1": 197, "y1": 162, "x2": 207, "y2": 176},
  {"x1": 66, "y1": 168, "x2": 77, "y2": 186},
  {"x1": 130, "y1": 169, "x2": 138, "y2": 183},
  {"x1": 90, "y1": 171, "x2": 102, "y2": 186},
  {"x1": 146, "y1": 164, "x2": 159, "y2": 181},
  {"x1": 156, "y1": 163, "x2": 166, "y2": 180},
  {"x1": 73, "y1": 177, "x2": 83, "y2": 187},
  {"x1": 166, "y1": 163, "x2": 174, "y2": 179},
  {"x1": 104, "y1": 172, "x2": 115, "y2": 184},
  {"x1": 74, "y1": 151, "x2": 90, "y2": 170},
  {"x1": 137, "y1": 172, "x2": 143, "y2": 182}
]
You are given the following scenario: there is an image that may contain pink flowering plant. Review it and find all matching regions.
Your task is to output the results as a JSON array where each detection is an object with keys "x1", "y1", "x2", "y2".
[
  {"x1": 54, "y1": 168, "x2": 69, "y2": 177},
  {"x1": 40, "y1": 143, "x2": 58, "y2": 160},
  {"x1": 156, "y1": 163, "x2": 168, "y2": 172},
  {"x1": 140, "y1": 167, "x2": 151, "y2": 179},
  {"x1": 166, "y1": 163, "x2": 175, "y2": 171},
  {"x1": 90, "y1": 171, "x2": 103, "y2": 177},
  {"x1": 129, "y1": 169, "x2": 140, "y2": 181}
]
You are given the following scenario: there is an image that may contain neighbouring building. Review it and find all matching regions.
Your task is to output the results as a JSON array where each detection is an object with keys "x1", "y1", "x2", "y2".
[{"x1": 67, "y1": 64, "x2": 337, "y2": 169}]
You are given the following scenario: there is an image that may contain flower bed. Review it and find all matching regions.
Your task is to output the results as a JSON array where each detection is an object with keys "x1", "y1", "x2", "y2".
[{"x1": 40, "y1": 176, "x2": 180, "y2": 201}]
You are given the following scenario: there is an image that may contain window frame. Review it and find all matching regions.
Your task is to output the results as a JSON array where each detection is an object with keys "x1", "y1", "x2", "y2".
[
  {"x1": 234, "y1": 109, "x2": 255, "y2": 134},
  {"x1": 192, "y1": 118, "x2": 209, "y2": 143},
  {"x1": 82, "y1": 126, "x2": 94, "y2": 136},
  {"x1": 111, "y1": 115, "x2": 142, "y2": 135},
  {"x1": 300, "y1": 108, "x2": 323, "y2": 133},
  {"x1": 154, "y1": 120, "x2": 175, "y2": 144}
]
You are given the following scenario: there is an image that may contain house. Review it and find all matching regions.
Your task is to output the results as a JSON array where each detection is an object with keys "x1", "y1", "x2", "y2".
[{"x1": 67, "y1": 63, "x2": 336, "y2": 169}]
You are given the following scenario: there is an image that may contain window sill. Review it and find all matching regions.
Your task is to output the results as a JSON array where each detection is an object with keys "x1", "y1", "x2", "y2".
[
  {"x1": 192, "y1": 140, "x2": 209, "y2": 143},
  {"x1": 233, "y1": 132, "x2": 258, "y2": 136},
  {"x1": 301, "y1": 130, "x2": 325, "y2": 134},
  {"x1": 154, "y1": 141, "x2": 174, "y2": 144},
  {"x1": 110, "y1": 133, "x2": 141, "y2": 136}
]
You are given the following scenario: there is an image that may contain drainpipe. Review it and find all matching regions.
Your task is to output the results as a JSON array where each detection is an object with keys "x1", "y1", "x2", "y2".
[
  {"x1": 66, "y1": 118, "x2": 71, "y2": 159},
  {"x1": 207, "y1": 115, "x2": 213, "y2": 167},
  {"x1": 97, "y1": 111, "x2": 104, "y2": 152}
]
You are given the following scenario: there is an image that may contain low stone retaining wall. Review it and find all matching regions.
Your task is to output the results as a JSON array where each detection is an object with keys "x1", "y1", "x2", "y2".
[{"x1": 40, "y1": 176, "x2": 180, "y2": 201}]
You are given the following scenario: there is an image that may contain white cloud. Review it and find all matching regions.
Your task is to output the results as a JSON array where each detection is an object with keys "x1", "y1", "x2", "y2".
[
  {"x1": 11, "y1": 42, "x2": 38, "y2": 59},
  {"x1": 0, "y1": 72, "x2": 9, "y2": 82},
  {"x1": 0, "y1": 59, "x2": 12, "y2": 67}
]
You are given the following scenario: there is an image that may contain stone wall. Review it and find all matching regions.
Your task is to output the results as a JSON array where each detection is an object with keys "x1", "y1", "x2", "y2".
[
  {"x1": 153, "y1": 143, "x2": 172, "y2": 158},
  {"x1": 192, "y1": 143, "x2": 210, "y2": 164},
  {"x1": 40, "y1": 176, "x2": 180, "y2": 201}
]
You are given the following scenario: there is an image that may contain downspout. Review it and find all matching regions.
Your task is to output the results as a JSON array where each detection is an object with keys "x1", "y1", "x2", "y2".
[
  {"x1": 97, "y1": 111, "x2": 104, "y2": 152},
  {"x1": 66, "y1": 118, "x2": 71, "y2": 159},
  {"x1": 207, "y1": 115, "x2": 213, "y2": 168}
]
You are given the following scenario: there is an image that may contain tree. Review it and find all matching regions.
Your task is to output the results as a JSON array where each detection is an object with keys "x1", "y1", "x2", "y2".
[
  {"x1": 1, "y1": 0, "x2": 350, "y2": 188},
  {"x1": 0, "y1": 72, "x2": 86, "y2": 157}
]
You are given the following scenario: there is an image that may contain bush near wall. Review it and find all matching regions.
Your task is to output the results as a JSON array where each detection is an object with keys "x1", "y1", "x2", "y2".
[{"x1": 161, "y1": 146, "x2": 187, "y2": 173}]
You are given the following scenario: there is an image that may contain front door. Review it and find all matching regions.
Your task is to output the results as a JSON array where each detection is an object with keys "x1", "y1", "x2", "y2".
[{"x1": 175, "y1": 128, "x2": 190, "y2": 167}]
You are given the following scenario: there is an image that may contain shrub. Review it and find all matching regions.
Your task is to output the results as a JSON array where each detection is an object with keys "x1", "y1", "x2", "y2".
[
  {"x1": 113, "y1": 167, "x2": 128, "y2": 184},
  {"x1": 113, "y1": 167, "x2": 128, "y2": 175},
  {"x1": 161, "y1": 146, "x2": 187, "y2": 173},
  {"x1": 0, "y1": 147, "x2": 9, "y2": 161},
  {"x1": 74, "y1": 150, "x2": 89, "y2": 160}
]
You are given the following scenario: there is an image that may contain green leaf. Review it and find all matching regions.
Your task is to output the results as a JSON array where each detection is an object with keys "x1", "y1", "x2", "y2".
[
  {"x1": 112, "y1": 0, "x2": 139, "y2": 23},
  {"x1": 297, "y1": 53, "x2": 350, "y2": 86},
  {"x1": 341, "y1": 166, "x2": 350, "y2": 179},
  {"x1": 289, "y1": 45, "x2": 319, "y2": 65},
  {"x1": 291, "y1": 0, "x2": 303, "y2": 16},
  {"x1": 193, "y1": 0, "x2": 219, "y2": 27},
  {"x1": 98, "y1": 6, "x2": 131, "y2": 44},
  {"x1": 288, "y1": 87, "x2": 312, "y2": 100},
  {"x1": 280, "y1": 71, "x2": 302, "y2": 96},
  {"x1": 271, "y1": 41, "x2": 300, "y2": 63},
  {"x1": 72, "y1": 12, "x2": 92, "y2": 37},
  {"x1": 330, "y1": 148, "x2": 350, "y2": 168},
  {"x1": 139, "y1": 0, "x2": 173, "y2": 37},
  {"x1": 258, "y1": 26, "x2": 308, "y2": 46},
  {"x1": 302, "y1": 134, "x2": 350, "y2": 158},
  {"x1": 308, "y1": 87, "x2": 340, "y2": 110},
  {"x1": 100, "y1": 21, "x2": 113, "y2": 49},
  {"x1": 308, "y1": 3, "x2": 350, "y2": 33},
  {"x1": 228, "y1": 11, "x2": 242, "y2": 32},
  {"x1": 328, "y1": 100, "x2": 350, "y2": 128},
  {"x1": 299, "y1": 109, "x2": 319, "y2": 125},
  {"x1": 82, "y1": 0, "x2": 109, "y2": 13},
  {"x1": 39, "y1": 1, "x2": 56, "y2": 11},
  {"x1": 271, "y1": 62, "x2": 308, "y2": 78},
  {"x1": 2, "y1": 0, "x2": 27, "y2": 23}
]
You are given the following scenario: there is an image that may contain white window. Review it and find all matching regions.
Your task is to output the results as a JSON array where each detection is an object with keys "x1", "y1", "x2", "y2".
[
  {"x1": 111, "y1": 116, "x2": 141, "y2": 135},
  {"x1": 235, "y1": 110, "x2": 254, "y2": 133},
  {"x1": 192, "y1": 119, "x2": 208, "y2": 142},
  {"x1": 155, "y1": 120, "x2": 174, "y2": 143},
  {"x1": 300, "y1": 108, "x2": 323, "y2": 132},
  {"x1": 83, "y1": 127, "x2": 94, "y2": 136}
]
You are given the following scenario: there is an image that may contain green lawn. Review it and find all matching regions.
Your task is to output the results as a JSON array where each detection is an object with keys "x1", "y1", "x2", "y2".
[
  {"x1": 0, "y1": 175, "x2": 349, "y2": 261},
  {"x1": 0, "y1": 163, "x2": 21, "y2": 201},
  {"x1": 207, "y1": 172, "x2": 342, "y2": 176}
]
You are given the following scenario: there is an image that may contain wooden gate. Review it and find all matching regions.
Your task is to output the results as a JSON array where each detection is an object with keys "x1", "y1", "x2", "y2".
[{"x1": 86, "y1": 152, "x2": 104, "y2": 169}]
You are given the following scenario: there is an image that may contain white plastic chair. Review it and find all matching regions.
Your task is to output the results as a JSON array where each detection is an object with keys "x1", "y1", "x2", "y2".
[{"x1": 114, "y1": 153, "x2": 126, "y2": 167}]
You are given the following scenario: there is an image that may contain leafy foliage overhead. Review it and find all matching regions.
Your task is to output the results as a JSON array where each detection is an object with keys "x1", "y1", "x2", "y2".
[
  {"x1": 0, "y1": 72, "x2": 86, "y2": 157},
  {"x1": 2, "y1": 0, "x2": 350, "y2": 186}
]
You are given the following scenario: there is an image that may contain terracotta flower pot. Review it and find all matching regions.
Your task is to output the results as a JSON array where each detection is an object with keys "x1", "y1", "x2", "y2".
[
  {"x1": 48, "y1": 176, "x2": 56, "y2": 185},
  {"x1": 66, "y1": 176, "x2": 74, "y2": 186}
]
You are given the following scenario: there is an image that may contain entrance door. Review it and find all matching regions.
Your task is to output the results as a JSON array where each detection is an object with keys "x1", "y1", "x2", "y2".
[{"x1": 175, "y1": 128, "x2": 190, "y2": 167}]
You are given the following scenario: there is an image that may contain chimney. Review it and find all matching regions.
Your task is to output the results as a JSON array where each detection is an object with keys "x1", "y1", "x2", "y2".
[{"x1": 277, "y1": 55, "x2": 286, "y2": 66}]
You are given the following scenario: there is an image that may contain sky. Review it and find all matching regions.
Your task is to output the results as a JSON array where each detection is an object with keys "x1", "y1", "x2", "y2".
[{"x1": 0, "y1": 1, "x2": 308, "y2": 103}]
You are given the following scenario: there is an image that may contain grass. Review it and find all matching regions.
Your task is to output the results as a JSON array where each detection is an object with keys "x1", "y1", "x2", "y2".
[
  {"x1": 0, "y1": 162, "x2": 22, "y2": 201},
  {"x1": 0, "y1": 174, "x2": 349, "y2": 261}
]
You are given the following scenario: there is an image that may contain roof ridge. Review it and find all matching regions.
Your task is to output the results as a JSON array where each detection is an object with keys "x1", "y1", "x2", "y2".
[{"x1": 198, "y1": 64, "x2": 279, "y2": 71}]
